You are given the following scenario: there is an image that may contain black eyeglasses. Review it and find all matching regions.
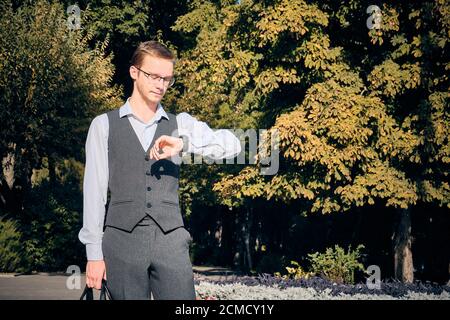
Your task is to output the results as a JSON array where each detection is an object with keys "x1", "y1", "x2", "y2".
[{"x1": 135, "y1": 66, "x2": 175, "y2": 87}]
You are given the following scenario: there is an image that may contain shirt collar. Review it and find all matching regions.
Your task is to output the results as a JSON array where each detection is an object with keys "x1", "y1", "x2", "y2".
[{"x1": 119, "y1": 98, "x2": 169, "y2": 123}]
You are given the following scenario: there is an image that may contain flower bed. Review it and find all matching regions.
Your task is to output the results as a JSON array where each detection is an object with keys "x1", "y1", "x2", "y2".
[{"x1": 194, "y1": 274, "x2": 450, "y2": 300}]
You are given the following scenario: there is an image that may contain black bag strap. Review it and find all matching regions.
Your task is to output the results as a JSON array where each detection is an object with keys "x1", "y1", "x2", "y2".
[
  {"x1": 99, "y1": 279, "x2": 113, "y2": 300},
  {"x1": 80, "y1": 285, "x2": 94, "y2": 300},
  {"x1": 80, "y1": 279, "x2": 112, "y2": 300}
]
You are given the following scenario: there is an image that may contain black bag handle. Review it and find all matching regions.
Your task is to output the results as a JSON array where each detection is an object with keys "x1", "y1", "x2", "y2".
[
  {"x1": 80, "y1": 279, "x2": 112, "y2": 300},
  {"x1": 100, "y1": 279, "x2": 113, "y2": 300},
  {"x1": 80, "y1": 285, "x2": 94, "y2": 300}
]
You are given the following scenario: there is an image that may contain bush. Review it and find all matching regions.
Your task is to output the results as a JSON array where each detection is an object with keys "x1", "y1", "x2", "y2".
[
  {"x1": 275, "y1": 260, "x2": 315, "y2": 280},
  {"x1": 307, "y1": 245, "x2": 365, "y2": 284},
  {"x1": 18, "y1": 159, "x2": 86, "y2": 272},
  {"x1": 0, "y1": 218, "x2": 24, "y2": 272}
]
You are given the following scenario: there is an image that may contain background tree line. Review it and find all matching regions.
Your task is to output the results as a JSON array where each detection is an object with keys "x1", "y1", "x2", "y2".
[{"x1": 0, "y1": 0, "x2": 448, "y2": 285}]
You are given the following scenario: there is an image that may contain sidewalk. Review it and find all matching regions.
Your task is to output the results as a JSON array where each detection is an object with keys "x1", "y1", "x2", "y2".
[{"x1": 0, "y1": 266, "x2": 239, "y2": 300}]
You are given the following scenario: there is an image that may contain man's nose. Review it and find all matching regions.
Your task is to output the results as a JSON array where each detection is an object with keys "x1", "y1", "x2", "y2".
[{"x1": 155, "y1": 78, "x2": 165, "y2": 90}]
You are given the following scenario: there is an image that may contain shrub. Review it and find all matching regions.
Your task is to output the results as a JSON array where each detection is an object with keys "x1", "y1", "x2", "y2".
[
  {"x1": 0, "y1": 218, "x2": 24, "y2": 272},
  {"x1": 307, "y1": 245, "x2": 365, "y2": 284},
  {"x1": 19, "y1": 160, "x2": 86, "y2": 272},
  {"x1": 275, "y1": 260, "x2": 315, "y2": 280}
]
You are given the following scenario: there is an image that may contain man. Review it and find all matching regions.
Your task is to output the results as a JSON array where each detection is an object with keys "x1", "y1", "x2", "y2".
[{"x1": 78, "y1": 41, "x2": 241, "y2": 300}]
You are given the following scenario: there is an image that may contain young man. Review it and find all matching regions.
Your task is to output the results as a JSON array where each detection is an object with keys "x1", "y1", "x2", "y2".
[{"x1": 78, "y1": 41, "x2": 241, "y2": 300}]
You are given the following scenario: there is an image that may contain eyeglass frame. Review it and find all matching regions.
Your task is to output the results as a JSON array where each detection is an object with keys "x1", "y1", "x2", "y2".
[{"x1": 134, "y1": 66, "x2": 175, "y2": 87}]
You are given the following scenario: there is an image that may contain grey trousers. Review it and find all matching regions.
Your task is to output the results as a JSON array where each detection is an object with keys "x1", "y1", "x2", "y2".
[{"x1": 102, "y1": 216, "x2": 196, "y2": 300}]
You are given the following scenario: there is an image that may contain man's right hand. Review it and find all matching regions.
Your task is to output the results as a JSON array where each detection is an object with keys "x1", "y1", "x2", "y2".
[{"x1": 86, "y1": 260, "x2": 106, "y2": 290}]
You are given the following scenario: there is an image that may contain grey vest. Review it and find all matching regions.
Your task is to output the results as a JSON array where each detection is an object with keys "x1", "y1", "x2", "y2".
[{"x1": 105, "y1": 109, "x2": 183, "y2": 233}]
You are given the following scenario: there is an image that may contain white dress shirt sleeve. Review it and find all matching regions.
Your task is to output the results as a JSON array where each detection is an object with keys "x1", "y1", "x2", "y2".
[
  {"x1": 78, "y1": 114, "x2": 109, "y2": 261},
  {"x1": 176, "y1": 112, "x2": 241, "y2": 160}
]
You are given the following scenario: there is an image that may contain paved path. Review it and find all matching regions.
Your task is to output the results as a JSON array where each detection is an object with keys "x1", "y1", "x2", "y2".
[{"x1": 0, "y1": 266, "x2": 240, "y2": 300}]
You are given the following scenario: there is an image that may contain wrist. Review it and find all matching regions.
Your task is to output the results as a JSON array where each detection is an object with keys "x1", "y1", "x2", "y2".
[{"x1": 179, "y1": 135, "x2": 189, "y2": 153}]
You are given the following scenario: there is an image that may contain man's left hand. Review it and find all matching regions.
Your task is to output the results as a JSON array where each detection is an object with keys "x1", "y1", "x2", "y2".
[{"x1": 149, "y1": 135, "x2": 183, "y2": 160}]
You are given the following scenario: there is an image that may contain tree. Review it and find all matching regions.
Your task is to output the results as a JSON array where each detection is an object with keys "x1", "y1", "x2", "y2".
[
  {"x1": 0, "y1": 0, "x2": 122, "y2": 217},
  {"x1": 174, "y1": 0, "x2": 449, "y2": 282}
]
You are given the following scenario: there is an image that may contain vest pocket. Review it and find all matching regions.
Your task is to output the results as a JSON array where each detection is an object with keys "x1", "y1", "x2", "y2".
[
  {"x1": 110, "y1": 199, "x2": 133, "y2": 206},
  {"x1": 160, "y1": 199, "x2": 179, "y2": 206},
  {"x1": 105, "y1": 200, "x2": 137, "y2": 232}
]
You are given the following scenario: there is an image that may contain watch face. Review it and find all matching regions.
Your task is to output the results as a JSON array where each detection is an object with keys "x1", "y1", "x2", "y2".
[{"x1": 181, "y1": 135, "x2": 189, "y2": 151}]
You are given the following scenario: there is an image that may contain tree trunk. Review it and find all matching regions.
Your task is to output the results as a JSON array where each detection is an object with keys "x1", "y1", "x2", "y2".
[
  {"x1": 1, "y1": 153, "x2": 22, "y2": 216},
  {"x1": 393, "y1": 208, "x2": 414, "y2": 283},
  {"x1": 448, "y1": 262, "x2": 450, "y2": 286},
  {"x1": 233, "y1": 212, "x2": 243, "y2": 270},
  {"x1": 351, "y1": 208, "x2": 364, "y2": 243},
  {"x1": 244, "y1": 207, "x2": 253, "y2": 272},
  {"x1": 48, "y1": 156, "x2": 56, "y2": 185}
]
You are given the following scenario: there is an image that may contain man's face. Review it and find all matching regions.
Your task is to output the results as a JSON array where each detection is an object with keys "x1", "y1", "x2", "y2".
[{"x1": 130, "y1": 55, "x2": 174, "y2": 105}]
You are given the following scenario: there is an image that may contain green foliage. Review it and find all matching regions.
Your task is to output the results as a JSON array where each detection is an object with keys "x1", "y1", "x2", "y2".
[
  {"x1": 83, "y1": 0, "x2": 148, "y2": 41},
  {"x1": 275, "y1": 260, "x2": 314, "y2": 280},
  {"x1": 172, "y1": 0, "x2": 334, "y2": 129},
  {"x1": 19, "y1": 159, "x2": 85, "y2": 272},
  {"x1": 0, "y1": 0, "x2": 122, "y2": 158},
  {"x1": 207, "y1": 0, "x2": 449, "y2": 214},
  {"x1": 307, "y1": 245, "x2": 365, "y2": 284},
  {"x1": 0, "y1": 218, "x2": 24, "y2": 272},
  {"x1": 0, "y1": 0, "x2": 122, "y2": 216},
  {"x1": 172, "y1": 1, "x2": 448, "y2": 277}
]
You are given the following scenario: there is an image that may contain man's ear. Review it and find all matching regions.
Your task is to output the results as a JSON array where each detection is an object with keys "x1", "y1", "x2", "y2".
[{"x1": 129, "y1": 65, "x2": 138, "y2": 81}]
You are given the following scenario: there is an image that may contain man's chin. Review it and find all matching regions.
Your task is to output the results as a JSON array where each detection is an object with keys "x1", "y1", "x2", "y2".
[
  {"x1": 145, "y1": 94, "x2": 162, "y2": 104},
  {"x1": 149, "y1": 92, "x2": 163, "y2": 101}
]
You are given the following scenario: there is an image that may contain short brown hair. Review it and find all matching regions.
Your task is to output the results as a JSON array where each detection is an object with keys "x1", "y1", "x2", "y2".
[{"x1": 130, "y1": 41, "x2": 176, "y2": 67}]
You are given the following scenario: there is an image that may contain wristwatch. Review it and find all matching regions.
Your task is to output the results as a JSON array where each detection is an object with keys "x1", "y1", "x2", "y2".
[{"x1": 179, "y1": 134, "x2": 189, "y2": 156}]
